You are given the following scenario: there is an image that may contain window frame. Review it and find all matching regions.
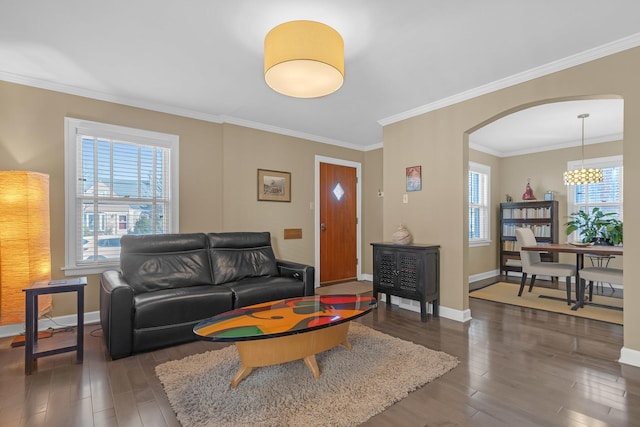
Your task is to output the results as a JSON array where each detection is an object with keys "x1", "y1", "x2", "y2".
[
  {"x1": 468, "y1": 161, "x2": 491, "y2": 247},
  {"x1": 64, "y1": 117, "x2": 179, "y2": 275},
  {"x1": 566, "y1": 154, "x2": 623, "y2": 241}
]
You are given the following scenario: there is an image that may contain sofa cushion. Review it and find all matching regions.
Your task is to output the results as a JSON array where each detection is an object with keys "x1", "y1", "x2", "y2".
[
  {"x1": 225, "y1": 276, "x2": 307, "y2": 308},
  {"x1": 207, "y1": 232, "x2": 279, "y2": 285},
  {"x1": 120, "y1": 233, "x2": 214, "y2": 293},
  {"x1": 133, "y1": 285, "x2": 233, "y2": 329}
]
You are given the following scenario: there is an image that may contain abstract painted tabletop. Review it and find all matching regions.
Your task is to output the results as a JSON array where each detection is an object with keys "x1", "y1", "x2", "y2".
[{"x1": 193, "y1": 294, "x2": 377, "y2": 342}]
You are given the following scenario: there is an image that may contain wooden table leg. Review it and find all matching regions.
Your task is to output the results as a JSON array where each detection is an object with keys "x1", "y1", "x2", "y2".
[
  {"x1": 303, "y1": 355, "x2": 320, "y2": 378},
  {"x1": 231, "y1": 365, "x2": 253, "y2": 388},
  {"x1": 231, "y1": 321, "x2": 351, "y2": 387}
]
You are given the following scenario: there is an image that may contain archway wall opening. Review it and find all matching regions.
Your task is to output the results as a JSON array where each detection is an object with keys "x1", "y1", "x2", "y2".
[
  {"x1": 382, "y1": 46, "x2": 638, "y2": 352},
  {"x1": 466, "y1": 96, "x2": 624, "y2": 278}
]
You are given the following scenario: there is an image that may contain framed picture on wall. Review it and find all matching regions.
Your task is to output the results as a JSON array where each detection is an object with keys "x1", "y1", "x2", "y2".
[
  {"x1": 257, "y1": 169, "x2": 291, "y2": 202},
  {"x1": 406, "y1": 166, "x2": 422, "y2": 192}
]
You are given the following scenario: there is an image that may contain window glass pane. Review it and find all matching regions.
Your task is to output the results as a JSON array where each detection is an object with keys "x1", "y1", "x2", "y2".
[
  {"x1": 468, "y1": 162, "x2": 490, "y2": 243},
  {"x1": 469, "y1": 172, "x2": 479, "y2": 204},
  {"x1": 113, "y1": 141, "x2": 139, "y2": 198},
  {"x1": 65, "y1": 118, "x2": 178, "y2": 273},
  {"x1": 469, "y1": 207, "x2": 480, "y2": 239},
  {"x1": 97, "y1": 139, "x2": 111, "y2": 196},
  {"x1": 567, "y1": 156, "x2": 622, "y2": 244},
  {"x1": 81, "y1": 138, "x2": 94, "y2": 195}
]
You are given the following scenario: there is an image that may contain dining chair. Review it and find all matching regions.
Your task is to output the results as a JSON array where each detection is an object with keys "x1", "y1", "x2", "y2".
[
  {"x1": 586, "y1": 254, "x2": 616, "y2": 294},
  {"x1": 515, "y1": 227, "x2": 577, "y2": 305},
  {"x1": 578, "y1": 267, "x2": 623, "y2": 308}
]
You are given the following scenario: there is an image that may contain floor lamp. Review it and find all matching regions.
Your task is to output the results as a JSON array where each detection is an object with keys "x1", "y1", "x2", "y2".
[{"x1": 0, "y1": 171, "x2": 52, "y2": 344}]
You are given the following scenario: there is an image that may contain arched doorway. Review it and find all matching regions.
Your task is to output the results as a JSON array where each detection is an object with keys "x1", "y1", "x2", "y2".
[{"x1": 466, "y1": 96, "x2": 624, "y2": 318}]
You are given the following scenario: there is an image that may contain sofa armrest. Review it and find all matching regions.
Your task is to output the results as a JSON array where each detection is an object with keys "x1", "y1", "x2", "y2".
[
  {"x1": 100, "y1": 270, "x2": 135, "y2": 359},
  {"x1": 276, "y1": 259, "x2": 315, "y2": 296}
]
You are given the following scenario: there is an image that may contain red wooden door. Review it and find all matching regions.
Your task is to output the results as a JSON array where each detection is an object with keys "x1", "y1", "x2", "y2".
[{"x1": 319, "y1": 162, "x2": 357, "y2": 284}]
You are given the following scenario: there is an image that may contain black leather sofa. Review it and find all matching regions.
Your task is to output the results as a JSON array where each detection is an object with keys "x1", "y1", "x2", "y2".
[{"x1": 99, "y1": 231, "x2": 314, "y2": 359}]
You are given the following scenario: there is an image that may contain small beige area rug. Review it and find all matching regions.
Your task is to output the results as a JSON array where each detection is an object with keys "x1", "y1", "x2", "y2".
[
  {"x1": 156, "y1": 322, "x2": 458, "y2": 427},
  {"x1": 315, "y1": 280, "x2": 372, "y2": 296},
  {"x1": 471, "y1": 282, "x2": 623, "y2": 325}
]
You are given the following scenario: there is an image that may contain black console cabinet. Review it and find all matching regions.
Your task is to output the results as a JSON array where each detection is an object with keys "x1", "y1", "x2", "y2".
[{"x1": 371, "y1": 243, "x2": 440, "y2": 322}]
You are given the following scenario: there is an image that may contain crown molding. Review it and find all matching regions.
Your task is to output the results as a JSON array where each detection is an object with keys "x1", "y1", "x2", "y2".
[
  {"x1": 3, "y1": 32, "x2": 638, "y2": 154},
  {"x1": 0, "y1": 70, "x2": 375, "y2": 151},
  {"x1": 470, "y1": 132, "x2": 624, "y2": 158},
  {"x1": 363, "y1": 142, "x2": 384, "y2": 151},
  {"x1": 220, "y1": 115, "x2": 368, "y2": 151},
  {"x1": 0, "y1": 70, "x2": 225, "y2": 124},
  {"x1": 378, "y1": 33, "x2": 640, "y2": 127}
]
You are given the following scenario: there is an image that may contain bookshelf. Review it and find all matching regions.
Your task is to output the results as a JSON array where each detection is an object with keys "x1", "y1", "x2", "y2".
[{"x1": 499, "y1": 200, "x2": 559, "y2": 277}]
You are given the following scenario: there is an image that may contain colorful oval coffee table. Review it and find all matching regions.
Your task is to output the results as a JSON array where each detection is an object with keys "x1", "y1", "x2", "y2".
[{"x1": 193, "y1": 294, "x2": 377, "y2": 387}]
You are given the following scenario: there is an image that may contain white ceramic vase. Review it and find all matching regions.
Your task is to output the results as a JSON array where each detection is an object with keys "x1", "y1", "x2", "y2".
[{"x1": 391, "y1": 224, "x2": 412, "y2": 245}]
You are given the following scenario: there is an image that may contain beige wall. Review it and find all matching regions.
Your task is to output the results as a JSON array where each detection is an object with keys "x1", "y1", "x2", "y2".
[
  {"x1": 220, "y1": 123, "x2": 368, "y2": 266},
  {"x1": 383, "y1": 47, "x2": 640, "y2": 354},
  {"x1": 0, "y1": 81, "x2": 224, "y2": 319},
  {"x1": 363, "y1": 148, "x2": 384, "y2": 273},
  {"x1": 0, "y1": 81, "x2": 383, "y2": 320}
]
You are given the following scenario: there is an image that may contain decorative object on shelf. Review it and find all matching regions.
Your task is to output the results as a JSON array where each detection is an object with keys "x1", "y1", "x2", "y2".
[
  {"x1": 505, "y1": 194, "x2": 512, "y2": 202},
  {"x1": 391, "y1": 224, "x2": 412, "y2": 245},
  {"x1": 264, "y1": 20, "x2": 344, "y2": 98},
  {"x1": 544, "y1": 191, "x2": 555, "y2": 201},
  {"x1": 565, "y1": 207, "x2": 620, "y2": 245},
  {"x1": 406, "y1": 166, "x2": 422, "y2": 192},
  {"x1": 563, "y1": 113, "x2": 604, "y2": 185},
  {"x1": 0, "y1": 171, "x2": 52, "y2": 327},
  {"x1": 257, "y1": 169, "x2": 291, "y2": 202},
  {"x1": 522, "y1": 179, "x2": 536, "y2": 200}
]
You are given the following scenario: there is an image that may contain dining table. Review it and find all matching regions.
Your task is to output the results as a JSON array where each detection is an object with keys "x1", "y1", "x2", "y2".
[{"x1": 521, "y1": 243, "x2": 623, "y2": 310}]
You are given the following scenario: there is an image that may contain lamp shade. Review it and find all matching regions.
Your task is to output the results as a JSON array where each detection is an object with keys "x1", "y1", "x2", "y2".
[
  {"x1": 563, "y1": 113, "x2": 603, "y2": 185},
  {"x1": 264, "y1": 20, "x2": 344, "y2": 98},
  {"x1": 563, "y1": 168, "x2": 604, "y2": 185},
  {"x1": 0, "y1": 171, "x2": 52, "y2": 326}
]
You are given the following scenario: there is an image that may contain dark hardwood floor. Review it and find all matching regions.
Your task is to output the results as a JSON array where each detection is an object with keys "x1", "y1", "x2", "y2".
[{"x1": 1, "y1": 278, "x2": 638, "y2": 427}]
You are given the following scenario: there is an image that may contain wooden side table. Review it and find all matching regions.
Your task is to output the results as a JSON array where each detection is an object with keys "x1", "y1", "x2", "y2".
[
  {"x1": 371, "y1": 243, "x2": 440, "y2": 322},
  {"x1": 23, "y1": 277, "x2": 87, "y2": 375}
]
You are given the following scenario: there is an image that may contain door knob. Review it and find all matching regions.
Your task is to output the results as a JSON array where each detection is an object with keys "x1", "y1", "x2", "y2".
[{"x1": 321, "y1": 223, "x2": 326, "y2": 232}]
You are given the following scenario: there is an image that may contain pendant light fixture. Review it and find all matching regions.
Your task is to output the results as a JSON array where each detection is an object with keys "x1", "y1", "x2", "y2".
[
  {"x1": 563, "y1": 113, "x2": 603, "y2": 185},
  {"x1": 264, "y1": 20, "x2": 344, "y2": 98}
]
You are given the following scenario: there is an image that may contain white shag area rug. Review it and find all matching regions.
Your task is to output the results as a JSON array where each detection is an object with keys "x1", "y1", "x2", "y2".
[{"x1": 156, "y1": 322, "x2": 459, "y2": 427}]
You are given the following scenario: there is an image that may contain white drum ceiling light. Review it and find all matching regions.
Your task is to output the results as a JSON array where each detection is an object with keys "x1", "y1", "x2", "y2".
[{"x1": 264, "y1": 20, "x2": 344, "y2": 98}]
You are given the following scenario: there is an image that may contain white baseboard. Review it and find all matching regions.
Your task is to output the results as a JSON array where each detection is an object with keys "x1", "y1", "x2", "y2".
[
  {"x1": 359, "y1": 273, "x2": 373, "y2": 281},
  {"x1": 379, "y1": 294, "x2": 471, "y2": 323},
  {"x1": 619, "y1": 347, "x2": 640, "y2": 367},
  {"x1": 468, "y1": 270, "x2": 500, "y2": 283},
  {"x1": 0, "y1": 311, "x2": 100, "y2": 339}
]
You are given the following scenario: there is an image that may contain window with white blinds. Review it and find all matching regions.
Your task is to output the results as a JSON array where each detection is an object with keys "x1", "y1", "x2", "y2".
[
  {"x1": 469, "y1": 162, "x2": 491, "y2": 246},
  {"x1": 64, "y1": 118, "x2": 179, "y2": 275},
  {"x1": 567, "y1": 155, "x2": 623, "y2": 241}
]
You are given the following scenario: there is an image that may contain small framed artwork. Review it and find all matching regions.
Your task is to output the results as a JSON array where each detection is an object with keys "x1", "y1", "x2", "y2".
[
  {"x1": 406, "y1": 166, "x2": 422, "y2": 192},
  {"x1": 257, "y1": 169, "x2": 291, "y2": 202}
]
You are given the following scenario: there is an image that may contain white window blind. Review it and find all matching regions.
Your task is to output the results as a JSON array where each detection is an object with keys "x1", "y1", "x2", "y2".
[
  {"x1": 567, "y1": 155, "x2": 623, "y2": 241},
  {"x1": 469, "y1": 162, "x2": 491, "y2": 246},
  {"x1": 64, "y1": 118, "x2": 179, "y2": 275}
]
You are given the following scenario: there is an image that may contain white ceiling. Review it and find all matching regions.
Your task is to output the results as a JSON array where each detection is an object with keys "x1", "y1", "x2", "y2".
[
  {"x1": 470, "y1": 99, "x2": 625, "y2": 157},
  {"x1": 1, "y1": 1, "x2": 638, "y2": 153}
]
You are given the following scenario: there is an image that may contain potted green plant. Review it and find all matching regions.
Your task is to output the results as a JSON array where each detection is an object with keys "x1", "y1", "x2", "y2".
[
  {"x1": 604, "y1": 219, "x2": 623, "y2": 246},
  {"x1": 565, "y1": 207, "x2": 618, "y2": 245}
]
